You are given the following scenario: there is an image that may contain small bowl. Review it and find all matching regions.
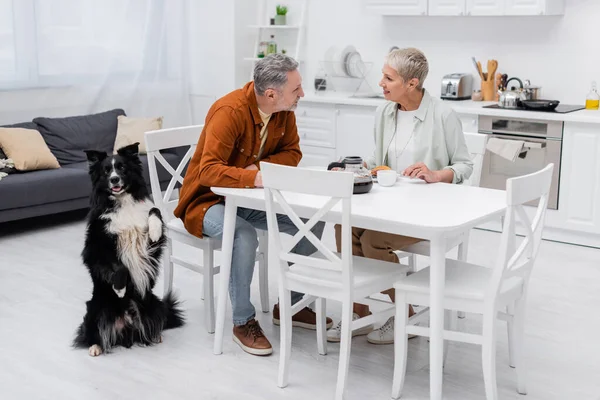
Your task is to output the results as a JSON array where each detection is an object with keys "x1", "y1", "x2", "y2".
[{"x1": 377, "y1": 170, "x2": 397, "y2": 187}]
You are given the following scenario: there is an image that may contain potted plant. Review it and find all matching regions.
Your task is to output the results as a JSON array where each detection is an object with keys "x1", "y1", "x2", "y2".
[{"x1": 275, "y1": 4, "x2": 287, "y2": 25}]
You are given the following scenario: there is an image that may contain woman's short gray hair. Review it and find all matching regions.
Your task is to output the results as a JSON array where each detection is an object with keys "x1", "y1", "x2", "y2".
[
  {"x1": 254, "y1": 54, "x2": 299, "y2": 96},
  {"x1": 385, "y1": 48, "x2": 429, "y2": 89}
]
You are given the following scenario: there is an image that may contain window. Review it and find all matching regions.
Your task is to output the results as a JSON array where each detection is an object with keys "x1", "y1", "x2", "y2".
[{"x1": 0, "y1": 0, "x2": 168, "y2": 89}]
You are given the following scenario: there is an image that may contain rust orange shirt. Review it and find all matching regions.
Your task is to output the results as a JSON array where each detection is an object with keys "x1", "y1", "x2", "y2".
[{"x1": 173, "y1": 81, "x2": 302, "y2": 237}]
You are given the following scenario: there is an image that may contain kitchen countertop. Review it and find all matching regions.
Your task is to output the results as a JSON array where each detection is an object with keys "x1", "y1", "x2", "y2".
[{"x1": 302, "y1": 92, "x2": 600, "y2": 124}]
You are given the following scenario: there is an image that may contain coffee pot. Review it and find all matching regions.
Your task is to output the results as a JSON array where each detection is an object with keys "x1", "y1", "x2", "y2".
[{"x1": 327, "y1": 156, "x2": 373, "y2": 194}]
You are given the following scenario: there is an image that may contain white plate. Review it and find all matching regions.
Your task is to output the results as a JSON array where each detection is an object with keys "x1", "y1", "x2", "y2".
[{"x1": 397, "y1": 175, "x2": 426, "y2": 184}]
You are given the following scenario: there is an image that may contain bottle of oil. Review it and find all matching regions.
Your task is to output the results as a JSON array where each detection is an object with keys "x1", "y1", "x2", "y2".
[
  {"x1": 267, "y1": 35, "x2": 277, "y2": 55},
  {"x1": 585, "y1": 81, "x2": 600, "y2": 110}
]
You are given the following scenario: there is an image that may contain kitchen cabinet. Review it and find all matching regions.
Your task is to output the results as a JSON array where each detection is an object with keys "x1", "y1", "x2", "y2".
[
  {"x1": 466, "y1": 0, "x2": 504, "y2": 15},
  {"x1": 555, "y1": 122, "x2": 600, "y2": 238},
  {"x1": 505, "y1": 0, "x2": 564, "y2": 15},
  {"x1": 367, "y1": 0, "x2": 564, "y2": 15},
  {"x1": 335, "y1": 105, "x2": 377, "y2": 160},
  {"x1": 429, "y1": 0, "x2": 466, "y2": 16},
  {"x1": 457, "y1": 112, "x2": 479, "y2": 132},
  {"x1": 298, "y1": 145, "x2": 336, "y2": 168},
  {"x1": 365, "y1": 0, "x2": 428, "y2": 16},
  {"x1": 295, "y1": 102, "x2": 376, "y2": 166}
]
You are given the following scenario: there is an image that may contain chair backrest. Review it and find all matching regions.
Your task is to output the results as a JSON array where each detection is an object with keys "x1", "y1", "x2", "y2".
[
  {"x1": 260, "y1": 162, "x2": 355, "y2": 289},
  {"x1": 463, "y1": 131, "x2": 488, "y2": 187},
  {"x1": 487, "y1": 163, "x2": 554, "y2": 307},
  {"x1": 145, "y1": 125, "x2": 204, "y2": 220}
]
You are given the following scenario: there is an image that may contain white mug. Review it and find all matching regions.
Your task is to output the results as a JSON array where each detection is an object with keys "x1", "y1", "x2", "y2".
[{"x1": 377, "y1": 170, "x2": 397, "y2": 187}]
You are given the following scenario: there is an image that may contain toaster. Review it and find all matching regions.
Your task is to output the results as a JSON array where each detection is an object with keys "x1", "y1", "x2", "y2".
[{"x1": 440, "y1": 73, "x2": 473, "y2": 100}]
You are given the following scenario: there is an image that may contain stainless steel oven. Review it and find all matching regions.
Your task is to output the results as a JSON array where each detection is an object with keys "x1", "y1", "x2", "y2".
[{"x1": 478, "y1": 115, "x2": 562, "y2": 209}]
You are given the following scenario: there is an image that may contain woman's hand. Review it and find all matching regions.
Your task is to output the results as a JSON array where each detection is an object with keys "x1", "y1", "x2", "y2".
[{"x1": 402, "y1": 162, "x2": 441, "y2": 183}]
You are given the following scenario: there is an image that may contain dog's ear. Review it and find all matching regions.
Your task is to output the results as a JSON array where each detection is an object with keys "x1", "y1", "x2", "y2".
[
  {"x1": 117, "y1": 143, "x2": 140, "y2": 158},
  {"x1": 84, "y1": 150, "x2": 107, "y2": 166}
]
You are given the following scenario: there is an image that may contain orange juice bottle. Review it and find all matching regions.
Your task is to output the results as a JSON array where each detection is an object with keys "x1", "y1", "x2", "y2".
[{"x1": 586, "y1": 81, "x2": 600, "y2": 110}]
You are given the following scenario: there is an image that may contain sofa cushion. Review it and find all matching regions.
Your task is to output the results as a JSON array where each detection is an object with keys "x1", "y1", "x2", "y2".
[
  {"x1": 0, "y1": 128, "x2": 60, "y2": 171},
  {"x1": 113, "y1": 115, "x2": 163, "y2": 154},
  {"x1": 0, "y1": 166, "x2": 91, "y2": 211},
  {"x1": 33, "y1": 109, "x2": 126, "y2": 165}
]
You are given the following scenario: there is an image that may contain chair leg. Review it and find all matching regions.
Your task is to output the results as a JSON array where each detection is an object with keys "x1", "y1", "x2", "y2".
[
  {"x1": 482, "y1": 316, "x2": 499, "y2": 400},
  {"x1": 391, "y1": 294, "x2": 409, "y2": 400},
  {"x1": 407, "y1": 254, "x2": 416, "y2": 273},
  {"x1": 316, "y1": 297, "x2": 327, "y2": 355},
  {"x1": 443, "y1": 309, "x2": 454, "y2": 368},
  {"x1": 203, "y1": 246, "x2": 215, "y2": 334},
  {"x1": 258, "y1": 231, "x2": 269, "y2": 313},
  {"x1": 457, "y1": 234, "x2": 470, "y2": 319},
  {"x1": 335, "y1": 300, "x2": 354, "y2": 400},
  {"x1": 162, "y1": 237, "x2": 174, "y2": 297},
  {"x1": 278, "y1": 288, "x2": 293, "y2": 388},
  {"x1": 507, "y1": 302, "x2": 516, "y2": 368},
  {"x1": 513, "y1": 296, "x2": 527, "y2": 395}
]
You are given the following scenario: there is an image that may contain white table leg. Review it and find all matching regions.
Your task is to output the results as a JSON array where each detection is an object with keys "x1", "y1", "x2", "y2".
[
  {"x1": 429, "y1": 235, "x2": 447, "y2": 400},
  {"x1": 213, "y1": 198, "x2": 237, "y2": 355}
]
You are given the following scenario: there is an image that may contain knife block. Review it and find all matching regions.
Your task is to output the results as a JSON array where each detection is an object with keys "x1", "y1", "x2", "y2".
[{"x1": 481, "y1": 79, "x2": 496, "y2": 101}]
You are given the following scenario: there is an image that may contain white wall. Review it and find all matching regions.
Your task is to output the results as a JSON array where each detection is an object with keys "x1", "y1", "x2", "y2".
[{"x1": 294, "y1": 0, "x2": 598, "y2": 104}]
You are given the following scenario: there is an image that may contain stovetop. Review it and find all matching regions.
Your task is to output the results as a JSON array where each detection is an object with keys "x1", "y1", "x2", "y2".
[{"x1": 482, "y1": 104, "x2": 586, "y2": 114}]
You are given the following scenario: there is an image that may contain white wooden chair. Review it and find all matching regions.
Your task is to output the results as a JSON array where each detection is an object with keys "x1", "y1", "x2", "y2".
[
  {"x1": 145, "y1": 125, "x2": 270, "y2": 333},
  {"x1": 391, "y1": 163, "x2": 554, "y2": 400},
  {"x1": 261, "y1": 162, "x2": 408, "y2": 400}
]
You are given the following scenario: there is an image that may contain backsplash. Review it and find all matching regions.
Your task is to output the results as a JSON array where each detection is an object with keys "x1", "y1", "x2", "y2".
[{"x1": 301, "y1": 0, "x2": 599, "y2": 105}]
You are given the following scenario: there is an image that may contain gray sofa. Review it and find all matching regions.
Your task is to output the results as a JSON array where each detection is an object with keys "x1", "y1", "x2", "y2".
[{"x1": 0, "y1": 109, "x2": 183, "y2": 223}]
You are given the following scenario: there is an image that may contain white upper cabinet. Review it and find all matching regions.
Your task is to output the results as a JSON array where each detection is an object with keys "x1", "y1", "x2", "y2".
[
  {"x1": 429, "y1": 0, "x2": 466, "y2": 16},
  {"x1": 365, "y1": 0, "x2": 428, "y2": 16},
  {"x1": 505, "y1": 0, "x2": 564, "y2": 15},
  {"x1": 466, "y1": 0, "x2": 505, "y2": 15},
  {"x1": 368, "y1": 0, "x2": 564, "y2": 15}
]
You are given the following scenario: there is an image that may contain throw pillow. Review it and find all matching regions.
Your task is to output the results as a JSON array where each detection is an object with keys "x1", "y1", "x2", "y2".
[
  {"x1": 113, "y1": 116, "x2": 163, "y2": 154},
  {"x1": 0, "y1": 128, "x2": 60, "y2": 171},
  {"x1": 33, "y1": 109, "x2": 126, "y2": 164}
]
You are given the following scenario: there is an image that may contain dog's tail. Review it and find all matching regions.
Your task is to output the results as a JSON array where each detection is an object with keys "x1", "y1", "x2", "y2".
[{"x1": 163, "y1": 291, "x2": 185, "y2": 330}]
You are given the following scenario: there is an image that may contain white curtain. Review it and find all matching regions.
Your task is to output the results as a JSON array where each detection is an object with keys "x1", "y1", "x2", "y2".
[{"x1": 0, "y1": 0, "x2": 191, "y2": 127}]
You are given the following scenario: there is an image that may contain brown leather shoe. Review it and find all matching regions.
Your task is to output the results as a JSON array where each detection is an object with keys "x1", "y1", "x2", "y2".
[
  {"x1": 232, "y1": 319, "x2": 273, "y2": 356},
  {"x1": 272, "y1": 304, "x2": 333, "y2": 330}
]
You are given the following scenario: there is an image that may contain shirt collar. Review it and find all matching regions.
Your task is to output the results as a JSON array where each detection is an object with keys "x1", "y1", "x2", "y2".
[
  {"x1": 245, "y1": 81, "x2": 263, "y2": 126},
  {"x1": 385, "y1": 89, "x2": 431, "y2": 122}
]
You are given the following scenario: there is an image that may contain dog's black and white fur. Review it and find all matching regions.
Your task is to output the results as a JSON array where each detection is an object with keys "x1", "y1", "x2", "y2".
[{"x1": 73, "y1": 142, "x2": 184, "y2": 356}]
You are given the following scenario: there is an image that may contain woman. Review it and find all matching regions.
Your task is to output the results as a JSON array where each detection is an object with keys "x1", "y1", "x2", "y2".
[{"x1": 327, "y1": 47, "x2": 473, "y2": 345}]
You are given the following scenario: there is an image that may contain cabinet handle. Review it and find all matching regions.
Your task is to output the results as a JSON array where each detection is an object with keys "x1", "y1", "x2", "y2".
[
  {"x1": 467, "y1": 10, "x2": 471, "y2": 15},
  {"x1": 459, "y1": 11, "x2": 464, "y2": 15},
  {"x1": 336, "y1": 109, "x2": 340, "y2": 116},
  {"x1": 302, "y1": 110, "x2": 307, "y2": 117}
]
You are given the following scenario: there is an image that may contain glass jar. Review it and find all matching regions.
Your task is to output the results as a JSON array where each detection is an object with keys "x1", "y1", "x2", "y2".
[
  {"x1": 471, "y1": 89, "x2": 483, "y2": 101},
  {"x1": 257, "y1": 41, "x2": 267, "y2": 58},
  {"x1": 267, "y1": 35, "x2": 277, "y2": 55}
]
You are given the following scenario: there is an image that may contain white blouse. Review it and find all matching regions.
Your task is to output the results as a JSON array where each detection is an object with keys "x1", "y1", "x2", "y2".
[{"x1": 387, "y1": 109, "x2": 417, "y2": 173}]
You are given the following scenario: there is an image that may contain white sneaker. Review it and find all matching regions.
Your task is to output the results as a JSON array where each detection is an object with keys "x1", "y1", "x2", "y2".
[
  {"x1": 326, "y1": 313, "x2": 373, "y2": 342},
  {"x1": 366, "y1": 316, "x2": 418, "y2": 345}
]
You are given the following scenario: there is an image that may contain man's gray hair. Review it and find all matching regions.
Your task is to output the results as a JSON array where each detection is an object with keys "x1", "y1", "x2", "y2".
[
  {"x1": 385, "y1": 48, "x2": 429, "y2": 89},
  {"x1": 253, "y1": 54, "x2": 299, "y2": 96}
]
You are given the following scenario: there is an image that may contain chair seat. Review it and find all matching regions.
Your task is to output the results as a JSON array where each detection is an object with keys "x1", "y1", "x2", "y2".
[
  {"x1": 288, "y1": 253, "x2": 408, "y2": 291},
  {"x1": 167, "y1": 218, "x2": 220, "y2": 241},
  {"x1": 394, "y1": 259, "x2": 524, "y2": 301}
]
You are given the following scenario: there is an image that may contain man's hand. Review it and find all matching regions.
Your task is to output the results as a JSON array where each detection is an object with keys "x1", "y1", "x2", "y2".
[
  {"x1": 254, "y1": 171, "x2": 263, "y2": 188},
  {"x1": 244, "y1": 164, "x2": 258, "y2": 171},
  {"x1": 402, "y1": 162, "x2": 441, "y2": 183}
]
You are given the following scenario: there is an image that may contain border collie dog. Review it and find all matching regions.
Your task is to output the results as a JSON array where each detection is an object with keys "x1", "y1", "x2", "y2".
[{"x1": 74, "y1": 143, "x2": 184, "y2": 356}]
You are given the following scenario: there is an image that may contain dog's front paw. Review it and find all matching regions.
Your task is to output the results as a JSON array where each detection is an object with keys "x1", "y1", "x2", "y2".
[
  {"x1": 148, "y1": 213, "x2": 163, "y2": 242},
  {"x1": 113, "y1": 285, "x2": 126, "y2": 298},
  {"x1": 88, "y1": 344, "x2": 103, "y2": 357}
]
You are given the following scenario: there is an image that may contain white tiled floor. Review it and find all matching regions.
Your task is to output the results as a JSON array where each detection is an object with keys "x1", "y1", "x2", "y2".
[{"x1": 1, "y1": 211, "x2": 599, "y2": 399}]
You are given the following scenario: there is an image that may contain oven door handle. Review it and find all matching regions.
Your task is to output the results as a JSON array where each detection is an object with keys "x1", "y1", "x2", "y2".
[{"x1": 523, "y1": 141, "x2": 545, "y2": 149}]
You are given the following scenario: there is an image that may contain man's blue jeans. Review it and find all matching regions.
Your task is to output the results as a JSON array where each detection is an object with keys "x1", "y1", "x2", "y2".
[{"x1": 203, "y1": 203, "x2": 326, "y2": 326}]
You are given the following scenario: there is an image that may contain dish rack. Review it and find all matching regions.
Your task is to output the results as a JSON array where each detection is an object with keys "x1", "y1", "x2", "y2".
[{"x1": 314, "y1": 60, "x2": 376, "y2": 96}]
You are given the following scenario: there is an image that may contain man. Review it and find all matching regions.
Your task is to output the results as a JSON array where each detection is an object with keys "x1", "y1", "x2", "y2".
[{"x1": 174, "y1": 54, "x2": 331, "y2": 356}]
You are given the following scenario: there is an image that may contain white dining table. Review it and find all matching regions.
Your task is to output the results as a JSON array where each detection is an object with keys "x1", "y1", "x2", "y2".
[{"x1": 211, "y1": 176, "x2": 507, "y2": 400}]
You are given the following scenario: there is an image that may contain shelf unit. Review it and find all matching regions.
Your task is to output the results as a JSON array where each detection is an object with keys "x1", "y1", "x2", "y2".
[{"x1": 245, "y1": 0, "x2": 308, "y2": 79}]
